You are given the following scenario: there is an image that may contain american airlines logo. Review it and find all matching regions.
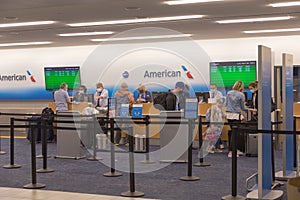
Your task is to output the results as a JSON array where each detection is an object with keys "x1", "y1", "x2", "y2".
[
  {"x1": 181, "y1": 65, "x2": 193, "y2": 79},
  {"x1": 144, "y1": 69, "x2": 181, "y2": 78},
  {"x1": 0, "y1": 70, "x2": 36, "y2": 82}
]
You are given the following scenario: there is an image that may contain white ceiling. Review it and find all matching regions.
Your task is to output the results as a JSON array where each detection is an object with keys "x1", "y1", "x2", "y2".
[{"x1": 1, "y1": 0, "x2": 300, "y2": 48}]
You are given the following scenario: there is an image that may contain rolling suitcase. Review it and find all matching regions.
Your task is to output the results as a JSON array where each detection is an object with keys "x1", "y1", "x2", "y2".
[{"x1": 245, "y1": 133, "x2": 258, "y2": 157}]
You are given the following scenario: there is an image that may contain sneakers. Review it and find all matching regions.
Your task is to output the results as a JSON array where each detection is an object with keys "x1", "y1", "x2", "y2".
[
  {"x1": 207, "y1": 149, "x2": 215, "y2": 154},
  {"x1": 227, "y1": 151, "x2": 239, "y2": 158},
  {"x1": 220, "y1": 144, "x2": 224, "y2": 149},
  {"x1": 237, "y1": 150, "x2": 244, "y2": 156},
  {"x1": 215, "y1": 149, "x2": 223, "y2": 153}
]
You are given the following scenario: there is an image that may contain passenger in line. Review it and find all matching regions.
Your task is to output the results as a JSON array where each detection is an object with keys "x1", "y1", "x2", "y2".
[
  {"x1": 169, "y1": 81, "x2": 185, "y2": 111},
  {"x1": 54, "y1": 83, "x2": 71, "y2": 112},
  {"x1": 225, "y1": 80, "x2": 255, "y2": 158},
  {"x1": 248, "y1": 81, "x2": 258, "y2": 120},
  {"x1": 205, "y1": 98, "x2": 226, "y2": 153},
  {"x1": 114, "y1": 82, "x2": 134, "y2": 145},
  {"x1": 177, "y1": 83, "x2": 190, "y2": 110}
]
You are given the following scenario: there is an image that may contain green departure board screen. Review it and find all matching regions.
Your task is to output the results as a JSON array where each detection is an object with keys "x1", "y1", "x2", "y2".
[
  {"x1": 210, "y1": 61, "x2": 256, "y2": 88},
  {"x1": 44, "y1": 66, "x2": 81, "y2": 90}
]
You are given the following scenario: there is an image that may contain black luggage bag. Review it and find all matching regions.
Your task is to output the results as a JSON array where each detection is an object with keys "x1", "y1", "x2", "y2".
[{"x1": 27, "y1": 116, "x2": 42, "y2": 142}]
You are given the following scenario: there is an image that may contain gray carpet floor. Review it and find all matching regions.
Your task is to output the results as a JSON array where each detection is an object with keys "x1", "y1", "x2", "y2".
[{"x1": 0, "y1": 138, "x2": 288, "y2": 200}]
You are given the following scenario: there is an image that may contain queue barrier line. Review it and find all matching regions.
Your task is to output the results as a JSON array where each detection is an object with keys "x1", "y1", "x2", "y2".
[{"x1": 1, "y1": 111, "x2": 297, "y2": 199}]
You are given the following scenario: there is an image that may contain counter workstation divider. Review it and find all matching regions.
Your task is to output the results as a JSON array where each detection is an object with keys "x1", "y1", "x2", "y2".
[
  {"x1": 47, "y1": 102, "x2": 230, "y2": 143},
  {"x1": 47, "y1": 102, "x2": 300, "y2": 146}
]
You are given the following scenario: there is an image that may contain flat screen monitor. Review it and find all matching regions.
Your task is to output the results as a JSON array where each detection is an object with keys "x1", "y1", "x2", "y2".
[
  {"x1": 44, "y1": 66, "x2": 81, "y2": 91},
  {"x1": 85, "y1": 94, "x2": 94, "y2": 103},
  {"x1": 195, "y1": 92, "x2": 209, "y2": 103},
  {"x1": 210, "y1": 61, "x2": 257, "y2": 88}
]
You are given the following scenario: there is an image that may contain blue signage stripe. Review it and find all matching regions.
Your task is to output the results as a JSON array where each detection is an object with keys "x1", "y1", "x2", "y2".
[{"x1": 285, "y1": 66, "x2": 294, "y2": 173}]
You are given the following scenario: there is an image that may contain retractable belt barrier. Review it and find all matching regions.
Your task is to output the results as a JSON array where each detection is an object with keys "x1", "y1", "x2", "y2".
[{"x1": 0, "y1": 111, "x2": 297, "y2": 199}]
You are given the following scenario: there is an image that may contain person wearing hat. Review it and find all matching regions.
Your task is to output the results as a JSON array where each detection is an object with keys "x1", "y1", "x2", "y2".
[
  {"x1": 135, "y1": 84, "x2": 152, "y2": 103},
  {"x1": 165, "y1": 81, "x2": 185, "y2": 111},
  {"x1": 177, "y1": 83, "x2": 190, "y2": 110},
  {"x1": 113, "y1": 82, "x2": 134, "y2": 145}
]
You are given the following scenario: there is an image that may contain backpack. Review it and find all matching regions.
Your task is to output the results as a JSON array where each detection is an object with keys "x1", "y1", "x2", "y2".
[
  {"x1": 40, "y1": 107, "x2": 55, "y2": 141},
  {"x1": 41, "y1": 107, "x2": 54, "y2": 121},
  {"x1": 153, "y1": 92, "x2": 176, "y2": 111}
]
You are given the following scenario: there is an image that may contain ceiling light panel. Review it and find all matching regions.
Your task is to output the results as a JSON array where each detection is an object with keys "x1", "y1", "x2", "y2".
[
  {"x1": 244, "y1": 28, "x2": 300, "y2": 34},
  {"x1": 0, "y1": 41, "x2": 52, "y2": 47},
  {"x1": 216, "y1": 16, "x2": 293, "y2": 24},
  {"x1": 269, "y1": 1, "x2": 300, "y2": 7},
  {"x1": 58, "y1": 31, "x2": 114, "y2": 37},
  {"x1": 67, "y1": 15, "x2": 204, "y2": 27},
  {"x1": 0, "y1": 21, "x2": 56, "y2": 28},
  {"x1": 90, "y1": 34, "x2": 192, "y2": 42},
  {"x1": 163, "y1": 0, "x2": 223, "y2": 5}
]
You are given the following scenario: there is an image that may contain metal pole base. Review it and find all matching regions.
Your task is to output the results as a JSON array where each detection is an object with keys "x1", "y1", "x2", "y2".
[
  {"x1": 120, "y1": 191, "x2": 144, "y2": 197},
  {"x1": 246, "y1": 189, "x2": 283, "y2": 200},
  {"x1": 36, "y1": 155, "x2": 51, "y2": 159},
  {"x1": 275, "y1": 170, "x2": 297, "y2": 181},
  {"x1": 3, "y1": 164, "x2": 21, "y2": 169},
  {"x1": 193, "y1": 162, "x2": 211, "y2": 167},
  {"x1": 179, "y1": 176, "x2": 200, "y2": 181},
  {"x1": 36, "y1": 168, "x2": 55, "y2": 173},
  {"x1": 271, "y1": 181, "x2": 285, "y2": 190},
  {"x1": 103, "y1": 171, "x2": 122, "y2": 177},
  {"x1": 23, "y1": 183, "x2": 46, "y2": 189},
  {"x1": 0, "y1": 151, "x2": 6, "y2": 155},
  {"x1": 221, "y1": 195, "x2": 246, "y2": 200},
  {"x1": 140, "y1": 160, "x2": 155, "y2": 164},
  {"x1": 87, "y1": 156, "x2": 102, "y2": 161}
]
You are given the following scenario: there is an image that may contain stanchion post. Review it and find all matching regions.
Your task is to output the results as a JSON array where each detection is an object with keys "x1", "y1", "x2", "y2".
[
  {"x1": 37, "y1": 115, "x2": 50, "y2": 159},
  {"x1": 37, "y1": 118, "x2": 54, "y2": 173},
  {"x1": 222, "y1": 126, "x2": 245, "y2": 200},
  {"x1": 121, "y1": 127, "x2": 144, "y2": 197},
  {"x1": 293, "y1": 117, "x2": 297, "y2": 169},
  {"x1": 180, "y1": 119, "x2": 200, "y2": 181},
  {"x1": 194, "y1": 116, "x2": 210, "y2": 167},
  {"x1": 103, "y1": 118, "x2": 122, "y2": 177},
  {"x1": 0, "y1": 129, "x2": 6, "y2": 155},
  {"x1": 23, "y1": 125, "x2": 46, "y2": 189},
  {"x1": 87, "y1": 115, "x2": 102, "y2": 161},
  {"x1": 140, "y1": 115, "x2": 155, "y2": 164},
  {"x1": 3, "y1": 117, "x2": 21, "y2": 169}
]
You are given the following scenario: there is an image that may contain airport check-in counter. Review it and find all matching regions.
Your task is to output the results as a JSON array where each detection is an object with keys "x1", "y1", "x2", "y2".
[
  {"x1": 133, "y1": 103, "x2": 229, "y2": 143},
  {"x1": 55, "y1": 111, "x2": 86, "y2": 159}
]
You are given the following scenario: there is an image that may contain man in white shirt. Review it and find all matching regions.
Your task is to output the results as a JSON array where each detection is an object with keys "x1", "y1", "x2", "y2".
[
  {"x1": 94, "y1": 82, "x2": 108, "y2": 108},
  {"x1": 209, "y1": 84, "x2": 223, "y2": 100}
]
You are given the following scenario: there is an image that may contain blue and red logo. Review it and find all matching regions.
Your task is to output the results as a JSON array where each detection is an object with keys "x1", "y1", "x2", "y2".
[
  {"x1": 181, "y1": 65, "x2": 193, "y2": 79},
  {"x1": 26, "y1": 70, "x2": 36, "y2": 82}
]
